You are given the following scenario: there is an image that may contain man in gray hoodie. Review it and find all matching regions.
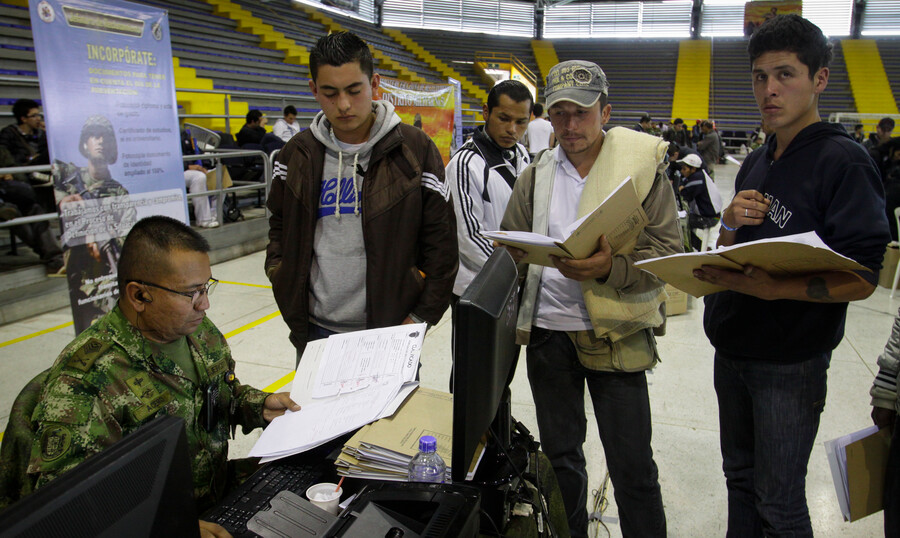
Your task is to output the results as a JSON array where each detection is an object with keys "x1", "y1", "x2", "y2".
[{"x1": 265, "y1": 32, "x2": 457, "y2": 363}]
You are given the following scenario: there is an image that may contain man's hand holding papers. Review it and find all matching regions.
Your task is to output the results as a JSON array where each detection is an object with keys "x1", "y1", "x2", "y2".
[
  {"x1": 483, "y1": 176, "x2": 648, "y2": 268},
  {"x1": 634, "y1": 231, "x2": 870, "y2": 298},
  {"x1": 249, "y1": 324, "x2": 426, "y2": 462}
]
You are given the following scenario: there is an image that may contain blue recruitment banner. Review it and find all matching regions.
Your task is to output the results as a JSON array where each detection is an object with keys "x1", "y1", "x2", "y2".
[{"x1": 30, "y1": 0, "x2": 186, "y2": 333}]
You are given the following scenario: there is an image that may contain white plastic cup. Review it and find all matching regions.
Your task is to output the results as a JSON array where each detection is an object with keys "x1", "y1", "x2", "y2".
[{"x1": 306, "y1": 482, "x2": 343, "y2": 515}]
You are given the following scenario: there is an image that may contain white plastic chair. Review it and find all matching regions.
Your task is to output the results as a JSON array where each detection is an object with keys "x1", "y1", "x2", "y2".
[
  {"x1": 699, "y1": 221, "x2": 720, "y2": 252},
  {"x1": 891, "y1": 207, "x2": 900, "y2": 298}
]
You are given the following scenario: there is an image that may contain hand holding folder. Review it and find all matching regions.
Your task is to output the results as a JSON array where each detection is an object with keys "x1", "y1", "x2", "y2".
[
  {"x1": 482, "y1": 176, "x2": 648, "y2": 267},
  {"x1": 825, "y1": 425, "x2": 891, "y2": 522}
]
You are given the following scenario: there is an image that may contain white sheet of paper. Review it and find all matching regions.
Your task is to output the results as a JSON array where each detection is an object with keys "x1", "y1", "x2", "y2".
[
  {"x1": 311, "y1": 324, "x2": 423, "y2": 398},
  {"x1": 251, "y1": 381, "x2": 399, "y2": 460},
  {"x1": 252, "y1": 324, "x2": 426, "y2": 461}
]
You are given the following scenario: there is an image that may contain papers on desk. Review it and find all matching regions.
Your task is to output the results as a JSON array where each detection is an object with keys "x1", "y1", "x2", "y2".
[
  {"x1": 336, "y1": 387, "x2": 454, "y2": 482},
  {"x1": 824, "y1": 425, "x2": 891, "y2": 522},
  {"x1": 481, "y1": 176, "x2": 648, "y2": 267},
  {"x1": 634, "y1": 231, "x2": 869, "y2": 297},
  {"x1": 335, "y1": 387, "x2": 484, "y2": 482},
  {"x1": 248, "y1": 324, "x2": 426, "y2": 462}
]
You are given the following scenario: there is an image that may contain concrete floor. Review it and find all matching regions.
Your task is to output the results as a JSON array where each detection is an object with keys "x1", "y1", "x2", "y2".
[{"x1": 0, "y1": 161, "x2": 892, "y2": 536}]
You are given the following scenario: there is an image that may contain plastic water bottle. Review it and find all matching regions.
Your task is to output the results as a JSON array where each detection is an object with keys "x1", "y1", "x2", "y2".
[{"x1": 407, "y1": 435, "x2": 446, "y2": 483}]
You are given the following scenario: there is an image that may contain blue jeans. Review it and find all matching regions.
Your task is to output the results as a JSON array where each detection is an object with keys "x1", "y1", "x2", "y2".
[
  {"x1": 526, "y1": 327, "x2": 666, "y2": 538},
  {"x1": 714, "y1": 353, "x2": 829, "y2": 538}
]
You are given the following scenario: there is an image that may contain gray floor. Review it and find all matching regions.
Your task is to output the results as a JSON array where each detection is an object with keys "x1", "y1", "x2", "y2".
[{"x1": 0, "y1": 161, "x2": 892, "y2": 536}]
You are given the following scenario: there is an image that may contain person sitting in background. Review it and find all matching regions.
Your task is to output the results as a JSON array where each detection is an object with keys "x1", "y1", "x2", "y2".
[
  {"x1": 0, "y1": 145, "x2": 63, "y2": 274},
  {"x1": 0, "y1": 99, "x2": 49, "y2": 167},
  {"x1": 181, "y1": 130, "x2": 218, "y2": 229},
  {"x1": 634, "y1": 113, "x2": 652, "y2": 133},
  {"x1": 749, "y1": 120, "x2": 770, "y2": 151},
  {"x1": 0, "y1": 216, "x2": 300, "y2": 536},
  {"x1": 677, "y1": 153, "x2": 722, "y2": 252},
  {"x1": 668, "y1": 118, "x2": 689, "y2": 147},
  {"x1": 236, "y1": 110, "x2": 267, "y2": 147},
  {"x1": 867, "y1": 116, "x2": 898, "y2": 180},
  {"x1": 272, "y1": 105, "x2": 301, "y2": 143},
  {"x1": 852, "y1": 123, "x2": 865, "y2": 144},
  {"x1": 666, "y1": 144, "x2": 707, "y2": 190},
  {"x1": 864, "y1": 116, "x2": 894, "y2": 151}
]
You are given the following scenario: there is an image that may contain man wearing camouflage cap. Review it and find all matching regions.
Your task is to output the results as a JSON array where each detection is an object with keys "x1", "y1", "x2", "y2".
[
  {"x1": 15, "y1": 216, "x2": 299, "y2": 536},
  {"x1": 500, "y1": 60, "x2": 681, "y2": 537}
]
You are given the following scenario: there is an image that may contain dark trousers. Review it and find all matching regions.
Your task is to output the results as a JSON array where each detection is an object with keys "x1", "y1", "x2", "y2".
[
  {"x1": 714, "y1": 353, "x2": 829, "y2": 538},
  {"x1": 525, "y1": 327, "x2": 666, "y2": 537},
  {"x1": 0, "y1": 180, "x2": 61, "y2": 265}
]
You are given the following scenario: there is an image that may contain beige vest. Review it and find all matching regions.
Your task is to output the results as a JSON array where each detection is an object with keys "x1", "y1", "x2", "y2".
[{"x1": 517, "y1": 127, "x2": 669, "y2": 343}]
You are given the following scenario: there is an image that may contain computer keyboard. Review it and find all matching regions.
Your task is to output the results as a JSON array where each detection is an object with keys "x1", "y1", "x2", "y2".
[{"x1": 205, "y1": 460, "x2": 328, "y2": 537}]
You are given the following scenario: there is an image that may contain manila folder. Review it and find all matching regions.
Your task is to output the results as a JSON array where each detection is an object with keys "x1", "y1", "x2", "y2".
[
  {"x1": 847, "y1": 426, "x2": 891, "y2": 522},
  {"x1": 635, "y1": 231, "x2": 869, "y2": 298},
  {"x1": 482, "y1": 176, "x2": 648, "y2": 267}
]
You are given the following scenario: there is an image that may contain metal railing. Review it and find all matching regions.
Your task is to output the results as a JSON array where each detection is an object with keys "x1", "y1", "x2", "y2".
[
  {"x1": 0, "y1": 75, "x2": 482, "y2": 128},
  {"x1": 0, "y1": 150, "x2": 271, "y2": 232}
]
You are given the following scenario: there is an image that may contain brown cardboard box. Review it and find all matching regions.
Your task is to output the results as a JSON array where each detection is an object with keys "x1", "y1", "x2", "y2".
[
  {"x1": 879, "y1": 243, "x2": 899, "y2": 289},
  {"x1": 665, "y1": 284, "x2": 688, "y2": 316}
]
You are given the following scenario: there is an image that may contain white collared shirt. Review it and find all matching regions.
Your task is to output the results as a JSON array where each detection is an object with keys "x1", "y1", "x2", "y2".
[{"x1": 534, "y1": 146, "x2": 593, "y2": 331}]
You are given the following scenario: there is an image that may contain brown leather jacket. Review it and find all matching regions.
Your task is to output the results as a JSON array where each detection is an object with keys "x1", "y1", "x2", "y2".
[{"x1": 265, "y1": 123, "x2": 457, "y2": 351}]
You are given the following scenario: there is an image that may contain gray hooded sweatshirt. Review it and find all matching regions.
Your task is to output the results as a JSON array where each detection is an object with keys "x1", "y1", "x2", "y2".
[{"x1": 308, "y1": 100, "x2": 401, "y2": 332}]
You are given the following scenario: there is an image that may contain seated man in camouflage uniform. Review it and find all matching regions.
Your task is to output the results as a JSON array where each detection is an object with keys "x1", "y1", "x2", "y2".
[{"x1": 18, "y1": 215, "x2": 299, "y2": 537}]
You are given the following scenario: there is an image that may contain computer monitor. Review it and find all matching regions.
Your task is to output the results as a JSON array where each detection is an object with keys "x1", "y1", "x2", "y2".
[
  {"x1": 452, "y1": 248, "x2": 520, "y2": 483},
  {"x1": 0, "y1": 415, "x2": 199, "y2": 538}
]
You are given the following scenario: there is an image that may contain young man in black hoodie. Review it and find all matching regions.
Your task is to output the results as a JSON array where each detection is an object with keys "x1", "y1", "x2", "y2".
[{"x1": 695, "y1": 15, "x2": 890, "y2": 536}]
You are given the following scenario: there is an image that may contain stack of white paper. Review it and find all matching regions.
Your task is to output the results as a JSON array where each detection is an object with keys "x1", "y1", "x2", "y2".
[{"x1": 248, "y1": 324, "x2": 426, "y2": 462}]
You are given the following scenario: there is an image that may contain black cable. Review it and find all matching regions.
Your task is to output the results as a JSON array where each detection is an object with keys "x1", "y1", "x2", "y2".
[
  {"x1": 480, "y1": 509, "x2": 502, "y2": 536},
  {"x1": 487, "y1": 425, "x2": 556, "y2": 538}
]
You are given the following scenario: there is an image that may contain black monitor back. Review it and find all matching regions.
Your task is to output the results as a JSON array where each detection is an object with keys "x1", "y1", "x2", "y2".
[
  {"x1": 0, "y1": 415, "x2": 199, "y2": 538},
  {"x1": 452, "y1": 249, "x2": 519, "y2": 483}
]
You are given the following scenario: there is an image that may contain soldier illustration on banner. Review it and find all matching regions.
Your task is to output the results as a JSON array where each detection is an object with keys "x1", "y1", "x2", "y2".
[{"x1": 30, "y1": 0, "x2": 188, "y2": 333}]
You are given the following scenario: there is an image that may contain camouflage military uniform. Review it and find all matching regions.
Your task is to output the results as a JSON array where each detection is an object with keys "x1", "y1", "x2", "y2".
[{"x1": 27, "y1": 306, "x2": 269, "y2": 510}]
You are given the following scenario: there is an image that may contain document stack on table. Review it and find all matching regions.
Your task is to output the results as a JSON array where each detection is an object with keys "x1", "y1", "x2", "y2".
[
  {"x1": 248, "y1": 324, "x2": 426, "y2": 462},
  {"x1": 335, "y1": 387, "x2": 455, "y2": 482}
]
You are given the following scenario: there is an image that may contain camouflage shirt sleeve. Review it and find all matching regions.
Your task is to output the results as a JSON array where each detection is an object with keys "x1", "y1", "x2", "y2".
[{"x1": 27, "y1": 338, "x2": 126, "y2": 488}]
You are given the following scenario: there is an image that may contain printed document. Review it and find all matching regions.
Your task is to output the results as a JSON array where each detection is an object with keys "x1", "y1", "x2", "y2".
[{"x1": 249, "y1": 324, "x2": 426, "y2": 461}]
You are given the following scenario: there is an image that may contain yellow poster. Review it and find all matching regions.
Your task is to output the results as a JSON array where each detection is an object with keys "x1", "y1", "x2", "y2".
[
  {"x1": 376, "y1": 77, "x2": 456, "y2": 165},
  {"x1": 744, "y1": 1, "x2": 802, "y2": 36}
]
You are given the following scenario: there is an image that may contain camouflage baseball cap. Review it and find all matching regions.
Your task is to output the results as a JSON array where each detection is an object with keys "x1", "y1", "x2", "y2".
[{"x1": 545, "y1": 60, "x2": 609, "y2": 108}]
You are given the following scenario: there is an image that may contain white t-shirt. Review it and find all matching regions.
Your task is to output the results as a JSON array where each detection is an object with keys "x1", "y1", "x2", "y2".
[
  {"x1": 534, "y1": 147, "x2": 593, "y2": 332},
  {"x1": 527, "y1": 117, "x2": 553, "y2": 154}
]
